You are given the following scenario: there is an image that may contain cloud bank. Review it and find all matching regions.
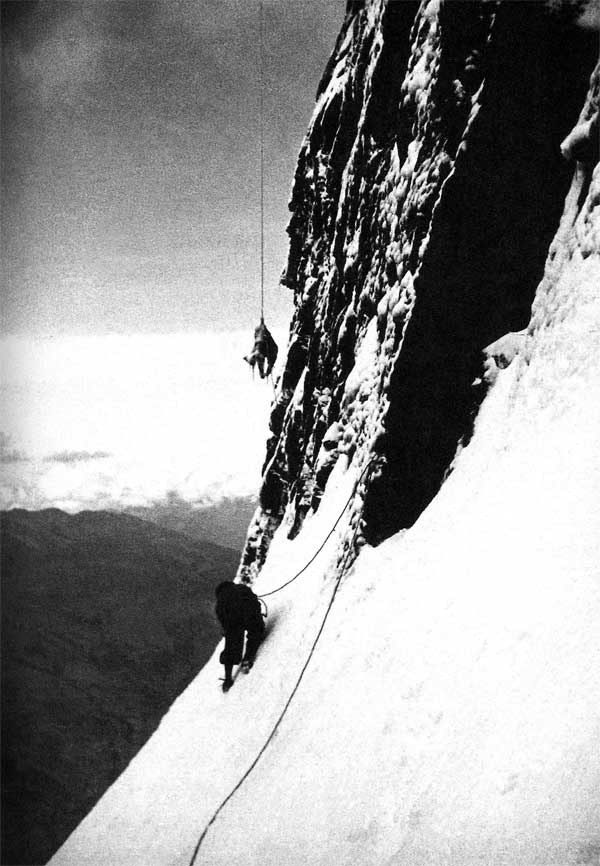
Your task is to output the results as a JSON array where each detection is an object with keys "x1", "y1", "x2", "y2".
[{"x1": 0, "y1": 330, "x2": 282, "y2": 512}]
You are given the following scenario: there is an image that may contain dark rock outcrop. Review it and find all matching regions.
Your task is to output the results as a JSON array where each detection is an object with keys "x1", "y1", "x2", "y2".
[{"x1": 239, "y1": 0, "x2": 598, "y2": 580}]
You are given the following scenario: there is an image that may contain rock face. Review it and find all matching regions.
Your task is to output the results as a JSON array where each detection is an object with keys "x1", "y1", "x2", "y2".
[
  {"x1": 239, "y1": 0, "x2": 598, "y2": 580},
  {"x1": 1, "y1": 509, "x2": 238, "y2": 865}
]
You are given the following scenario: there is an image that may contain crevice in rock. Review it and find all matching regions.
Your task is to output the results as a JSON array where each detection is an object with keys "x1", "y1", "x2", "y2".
[{"x1": 363, "y1": 2, "x2": 598, "y2": 542}]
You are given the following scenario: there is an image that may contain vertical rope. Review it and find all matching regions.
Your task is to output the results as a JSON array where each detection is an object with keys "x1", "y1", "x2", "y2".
[
  {"x1": 259, "y1": 0, "x2": 265, "y2": 321},
  {"x1": 187, "y1": 462, "x2": 376, "y2": 865}
]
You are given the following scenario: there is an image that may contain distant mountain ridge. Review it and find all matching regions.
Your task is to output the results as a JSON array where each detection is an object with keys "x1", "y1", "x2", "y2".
[
  {"x1": 1, "y1": 508, "x2": 238, "y2": 866},
  {"x1": 125, "y1": 495, "x2": 257, "y2": 552}
]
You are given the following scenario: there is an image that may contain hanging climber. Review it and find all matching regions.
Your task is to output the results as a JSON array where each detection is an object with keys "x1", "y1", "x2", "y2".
[
  {"x1": 215, "y1": 580, "x2": 266, "y2": 692},
  {"x1": 244, "y1": 318, "x2": 278, "y2": 379}
]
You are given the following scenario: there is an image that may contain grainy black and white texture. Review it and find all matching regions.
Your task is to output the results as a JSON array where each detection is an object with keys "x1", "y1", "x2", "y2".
[{"x1": 239, "y1": 0, "x2": 598, "y2": 581}]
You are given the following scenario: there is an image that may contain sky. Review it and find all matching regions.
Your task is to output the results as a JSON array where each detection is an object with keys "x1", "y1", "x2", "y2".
[
  {"x1": 0, "y1": 0, "x2": 345, "y2": 512},
  {"x1": 1, "y1": 0, "x2": 344, "y2": 336}
]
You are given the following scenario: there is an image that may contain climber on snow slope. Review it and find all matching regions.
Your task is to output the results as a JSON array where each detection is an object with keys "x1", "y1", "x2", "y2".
[{"x1": 215, "y1": 581, "x2": 266, "y2": 692}]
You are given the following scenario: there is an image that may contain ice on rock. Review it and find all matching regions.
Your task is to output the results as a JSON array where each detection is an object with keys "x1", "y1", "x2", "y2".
[
  {"x1": 479, "y1": 330, "x2": 527, "y2": 387},
  {"x1": 485, "y1": 331, "x2": 527, "y2": 370},
  {"x1": 423, "y1": 0, "x2": 441, "y2": 22},
  {"x1": 391, "y1": 272, "x2": 416, "y2": 328}
]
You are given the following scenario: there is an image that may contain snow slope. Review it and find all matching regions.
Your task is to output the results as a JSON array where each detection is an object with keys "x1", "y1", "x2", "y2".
[{"x1": 51, "y1": 107, "x2": 600, "y2": 866}]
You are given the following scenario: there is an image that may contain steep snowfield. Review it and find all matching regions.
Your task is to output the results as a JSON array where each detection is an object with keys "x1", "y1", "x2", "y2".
[{"x1": 51, "y1": 155, "x2": 600, "y2": 864}]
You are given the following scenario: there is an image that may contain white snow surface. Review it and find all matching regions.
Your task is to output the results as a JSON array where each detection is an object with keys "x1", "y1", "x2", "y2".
[{"x1": 50, "y1": 151, "x2": 600, "y2": 865}]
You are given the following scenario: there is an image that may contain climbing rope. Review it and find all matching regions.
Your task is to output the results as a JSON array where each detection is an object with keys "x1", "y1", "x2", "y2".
[
  {"x1": 258, "y1": 460, "x2": 376, "y2": 598},
  {"x1": 259, "y1": 0, "x2": 265, "y2": 321},
  {"x1": 187, "y1": 460, "x2": 375, "y2": 865}
]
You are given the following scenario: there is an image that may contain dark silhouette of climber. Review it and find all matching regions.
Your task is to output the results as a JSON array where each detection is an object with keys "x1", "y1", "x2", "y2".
[
  {"x1": 215, "y1": 581, "x2": 265, "y2": 692},
  {"x1": 244, "y1": 318, "x2": 278, "y2": 379}
]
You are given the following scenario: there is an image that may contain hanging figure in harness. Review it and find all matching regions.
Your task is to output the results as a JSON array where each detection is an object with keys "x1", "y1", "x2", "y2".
[
  {"x1": 215, "y1": 581, "x2": 266, "y2": 692},
  {"x1": 244, "y1": 318, "x2": 278, "y2": 379}
]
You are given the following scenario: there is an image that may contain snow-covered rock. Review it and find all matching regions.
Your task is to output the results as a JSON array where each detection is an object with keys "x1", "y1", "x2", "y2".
[
  {"x1": 50, "y1": 3, "x2": 600, "y2": 865},
  {"x1": 240, "y1": 0, "x2": 598, "y2": 577}
]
